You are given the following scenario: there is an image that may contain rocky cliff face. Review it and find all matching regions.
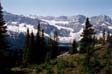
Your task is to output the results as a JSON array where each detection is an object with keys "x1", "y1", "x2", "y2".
[{"x1": 4, "y1": 11, "x2": 112, "y2": 49}]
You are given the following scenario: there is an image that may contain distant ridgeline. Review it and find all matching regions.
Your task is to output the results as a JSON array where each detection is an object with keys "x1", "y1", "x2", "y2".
[{"x1": 4, "y1": 11, "x2": 112, "y2": 49}]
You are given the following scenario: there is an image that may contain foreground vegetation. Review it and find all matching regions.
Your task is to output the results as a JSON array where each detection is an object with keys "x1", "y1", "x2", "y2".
[
  {"x1": 12, "y1": 44, "x2": 111, "y2": 74},
  {"x1": 0, "y1": 2, "x2": 111, "y2": 74}
]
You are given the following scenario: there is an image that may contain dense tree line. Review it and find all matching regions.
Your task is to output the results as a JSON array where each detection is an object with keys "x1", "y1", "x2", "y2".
[
  {"x1": 79, "y1": 18, "x2": 112, "y2": 74},
  {"x1": 69, "y1": 17, "x2": 112, "y2": 74},
  {"x1": 0, "y1": 2, "x2": 8, "y2": 73},
  {"x1": 0, "y1": 1, "x2": 111, "y2": 74},
  {"x1": 0, "y1": 2, "x2": 60, "y2": 72},
  {"x1": 0, "y1": 2, "x2": 15, "y2": 74},
  {"x1": 22, "y1": 23, "x2": 59, "y2": 66}
]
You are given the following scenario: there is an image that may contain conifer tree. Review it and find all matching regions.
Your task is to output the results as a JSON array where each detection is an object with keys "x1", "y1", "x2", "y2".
[
  {"x1": 52, "y1": 31, "x2": 59, "y2": 58},
  {"x1": 23, "y1": 28, "x2": 30, "y2": 66},
  {"x1": 45, "y1": 36, "x2": 53, "y2": 61},
  {"x1": 0, "y1": 1, "x2": 7, "y2": 56},
  {"x1": 34, "y1": 22, "x2": 41, "y2": 64},
  {"x1": 0, "y1": 2, "x2": 10, "y2": 73},
  {"x1": 80, "y1": 17, "x2": 95, "y2": 53},
  {"x1": 105, "y1": 31, "x2": 112, "y2": 74},
  {"x1": 79, "y1": 18, "x2": 95, "y2": 74},
  {"x1": 40, "y1": 29, "x2": 46, "y2": 62},
  {"x1": 106, "y1": 31, "x2": 110, "y2": 43},
  {"x1": 30, "y1": 31, "x2": 35, "y2": 50},
  {"x1": 29, "y1": 31, "x2": 35, "y2": 63},
  {"x1": 69, "y1": 39, "x2": 78, "y2": 54},
  {"x1": 102, "y1": 29, "x2": 106, "y2": 45}
]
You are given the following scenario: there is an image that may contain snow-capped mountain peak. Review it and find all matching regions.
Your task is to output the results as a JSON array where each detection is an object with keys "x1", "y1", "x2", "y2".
[{"x1": 3, "y1": 11, "x2": 112, "y2": 49}]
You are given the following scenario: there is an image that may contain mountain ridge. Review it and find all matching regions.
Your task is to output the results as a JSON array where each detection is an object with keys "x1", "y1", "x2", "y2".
[{"x1": 3, "y1": 11, "x2": 112, "y2": 49}]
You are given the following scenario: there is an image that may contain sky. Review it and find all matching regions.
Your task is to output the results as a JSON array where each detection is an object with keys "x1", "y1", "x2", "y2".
[{"x1": 1, "y1": 0, "x2": 112, "y2": 17}]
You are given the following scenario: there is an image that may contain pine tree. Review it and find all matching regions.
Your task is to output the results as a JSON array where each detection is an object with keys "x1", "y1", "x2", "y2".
[
  {"x1": 102, "y1": 29, "x2": 106, "y2": 45},
  {"x1": 106, "y1": 31, "x2": 110, "y2": 43},
  {"x1": 0, "y1": 1, "x2": 7, "y2": 56},
  {"x1": 0, "y1": 2, "x2": 9, "y2": 73},
  {"x1": 79, "y1": 18, "x2": 95, "y2": 74},
  {"x1": 23, "y1": 28, "x2": 30, "y2": 66},
  {"x1": 30, "y1": 31, "x2": 35, "y2": 49},
  {"x1": 69, "y1": 39, "x2": 78, "y2": 54},
  {"x1": 52, "y1": 31, "x2": 59, "y2": 58},
  {"x1": 29, "y1": 31, "x2": 35, "y2": 63},
  {"x1": 33, "y1": 22, "x2": 41, "y2": 64},
  {"x1": 40, "y1": 29, "x2": 46, "y2": 62},
  {"x1": 105, "y1": 32, "x2": 112, "y2": 74},
  {"x1": 45, "y1": 36, "x2": 53, "y2": 61},
  {"x1": 80, "y1": 17, "x2": 95, "y2": 53}
]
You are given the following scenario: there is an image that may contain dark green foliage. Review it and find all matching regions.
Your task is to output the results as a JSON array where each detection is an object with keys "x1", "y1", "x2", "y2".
[
  {"x1": 79, "y1": 52, "x2": 102, "y2": 74},
  {"x1": 29, "y1": 31, "x2": 35, "y2": 62},
  {"x1": 45, "y1": 31, "x2": 59, "y2": 61},
  {"x1": 33, "y1": 23, "x2": 41, "y2": 64},
  {"x1": 80, "y1": 17, "x2": 95, "y2": 53},
  {"x1": 79, "y1": 18, "x2": 96, "y2": 74},
  {"x1": 106, "y1": 31, "x2": 110, "y2": 43},
  {"x1": 40, "y1": 29, "x2": 47, "y2": 62},
  {"x1": 45, "y1": 63, "x2": 54, "y2": 74},
  {"x1": 102, "y1": 29, "x2": 106, "y2": 45},
  {"x1": 22, "y1": 28, "x2": 30, "y2": 66},
  {"x1": 0, "y1": 2, "x2": 7, "y2": 56},
  {"x1": 45, "y1": 37, "x2": 53, "y2": 61},
  {"x1": 98, "y1": 29, "x2": 107, "y2": 45},
  {"x1": 22, "y1": 22, "x2": 60, "y2": 65},
  {"x1": 57, "y1": 59, "x2": 75, "y2": 74},
  {"x1": 52, "y1": 31, "x2": 59, "y2": 58},
  {"x1": 105, "y1": 32, "x2": 112, "y2": 74},
  {"x1": 23, "y1": 22, "x2": 47, "y2": 64},
  {"x1": 69, "y1": 39, "x2": 78, "y2": 54},
  {"x1": 0, "y1": 2, "x2": 11, "y2": 73}
]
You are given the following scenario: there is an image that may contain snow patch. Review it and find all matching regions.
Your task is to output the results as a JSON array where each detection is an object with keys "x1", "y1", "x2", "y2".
[
  {"x1": 102, "y1": 23, "x2": 106, "y2": 26},
  {"x1": 11, "y1": 22, "x2": 18, "y2": 24},
  {"x1": 7, "y1": 23, "x2": 50, "y2": 38},
  {"x1": 59, "y1": 28, "x2": 83, "y2": 43},
  {"x1": 81, "y1": 23, "x2": 85, "y2": 26},
  {"x1": 108, "y1": 26, "x2": 112, "y2": 29},
  {"x1": 42, "y1": 19, "x2": 73, "y2": 31}
]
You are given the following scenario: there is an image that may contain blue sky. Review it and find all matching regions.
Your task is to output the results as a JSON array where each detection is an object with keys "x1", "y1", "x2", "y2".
[{"x1": 1, "y1": 0, "x2": 112, "y2": 17}]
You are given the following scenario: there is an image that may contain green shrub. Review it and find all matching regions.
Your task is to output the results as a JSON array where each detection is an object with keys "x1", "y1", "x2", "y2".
[{"x1": 57, "y1": 59, "x2": 75, "y2": 74}]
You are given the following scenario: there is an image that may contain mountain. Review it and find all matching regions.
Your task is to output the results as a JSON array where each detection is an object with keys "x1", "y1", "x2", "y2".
[{"x1": 3, "y1": 11, "x2": 112, "y2": 49}]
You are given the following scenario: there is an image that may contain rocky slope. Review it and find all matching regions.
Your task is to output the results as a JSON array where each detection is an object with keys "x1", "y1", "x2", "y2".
[{"x1": 4, "y1": 11, "x2": 112, "y2": 49}]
